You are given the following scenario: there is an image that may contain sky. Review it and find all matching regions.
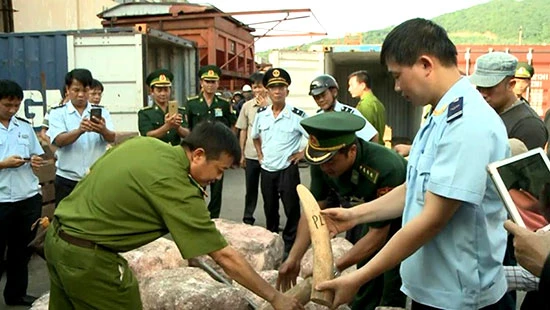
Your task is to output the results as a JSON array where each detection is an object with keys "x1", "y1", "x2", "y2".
[{"x1": 201, "y1": 0, "x2": 492, "y2": 52}]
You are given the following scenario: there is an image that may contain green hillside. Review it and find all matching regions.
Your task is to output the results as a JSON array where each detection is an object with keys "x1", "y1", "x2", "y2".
[{"x1": 258, "y1": 0, "x2": 550, "y2": 57}]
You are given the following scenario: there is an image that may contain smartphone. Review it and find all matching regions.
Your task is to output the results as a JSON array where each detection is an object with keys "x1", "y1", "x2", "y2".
[
  {"x1": 23, "y1": 157, "x2": 31, "y2": 161},
  {"x1": 90, "y1": 108, "x2": 102, "y2": 123},
  {"x1": 168, "y1": 101, "x2": 178, "y2": 116}
]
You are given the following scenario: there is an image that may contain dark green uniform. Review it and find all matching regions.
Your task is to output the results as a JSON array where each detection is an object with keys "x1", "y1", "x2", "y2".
[
  {"x1": 186, "y1": 92, "x2": 236, "y2": 218},
  {"x1": 44, "y1": 137, "x2": 227, "y2": 309},
  {"x1": 302, "y1": 112, "x2": 406, "y2": 310},
  {"x1": 138, "y1": 103, "x2": 188, "y2": 145}
]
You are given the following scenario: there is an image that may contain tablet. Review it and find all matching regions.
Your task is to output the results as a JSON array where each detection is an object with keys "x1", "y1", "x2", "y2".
[{"x1": 487, "y1": 147, "x2": 550, "y2": 231}]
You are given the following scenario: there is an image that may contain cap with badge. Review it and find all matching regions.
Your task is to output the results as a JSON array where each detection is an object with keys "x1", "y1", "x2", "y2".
[
  {"x1": 300, "y1": 112, "x2": 366, "y2": 165},
  {"x1": 199, "y1": 65, "x2": 221, "y2": 81},
  {"x1": 263, "y1": 68, "x2": 291, "y2": 88},
  {"x1": 469, "y1": 52, "x2": 518, "y2": 88},
  {"x1": 514, "y1": 62, "x2": 535, "y2": 79},
  {"x1": 146, "y1": 69, "x2": 173, "y2": 88}
]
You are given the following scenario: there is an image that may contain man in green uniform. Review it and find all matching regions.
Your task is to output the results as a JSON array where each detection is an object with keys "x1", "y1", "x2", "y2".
[
  {"x1": 277, "y1": 112, "x2": 406, "y2": 310},
  {"x1": 138, "y1": 69, "x2": 189, "y2": 145},
  {"x1": 186, "y1": 65, "x2": 236, "y2": 218},
  {"x1": 44, "y1": 121, "x2": 304, "y2": 310},
  {"x1": 513, "y1": 62, "x2": 535, "y2": 104},
  {"x1": 348, "y1": 70, "x2": 386, "y2": 145}
]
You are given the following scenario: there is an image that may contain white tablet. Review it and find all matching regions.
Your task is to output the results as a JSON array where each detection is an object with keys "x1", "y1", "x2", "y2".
[{"x1": 487, "y1": 147, "x2": 550, "y2": 231}]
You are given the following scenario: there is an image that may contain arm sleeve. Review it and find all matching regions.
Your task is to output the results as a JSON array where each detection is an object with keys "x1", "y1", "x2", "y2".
[
  {"x1": 137, "y1": 110, "x2": 153, "y2": 136},
  {"x1": 102, "y1": 108, "x2": 115, "y2": 131},
  {"x1": 310, "y1": 165, "x2": 329, "y2": 201},
  {"x1": 235, "y1": 102, "x2": 248, "y2": 130},
  {"x1": 251, "y1": 113, "x2": 261, "y2": 139},
  {"x1": 29, "y1": 126, "x2": 45, "y2": 156},
  {"x1": 149, "y1": 177, "x2": 228, "y2": 259},
  {"x1": 46, "y1": 109, "x2": 66, "y2": 143},
  {"x1": 178, "y1": 107, "x2": 189, "y2": 128},
  {"x1": 353, "y1": 108, "x2": 377, "y2": 141}
]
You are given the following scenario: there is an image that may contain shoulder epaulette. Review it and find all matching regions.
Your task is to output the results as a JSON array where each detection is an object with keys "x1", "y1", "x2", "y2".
[
  {"x1": 140, "y1": 106, "x2": 154, "y2": 111},
  {"x1": 187, "y1": 95, "x2": 199, "y2": 101},
  {"x1": 218, "y1": 96, "x2": 230, "y2": 102},
  {"x1": 358, "y1": 164, "x2": 379, "y2": 184},
  {"x1": 292, "y1": 107, "x2": 305, "y2": 117},
  {"x1": 258, "y1": 106, "x2": 268, "y2": 113},
  {"x1": 91, "y1": 104, "x2": 104, "y2": 108},
  {"x1": 15, "y1": 116, "x2": 30, "y2": 124},
  {"x1": 178, "y1": 106, "x2": 186, "y2": 110},
  {"x1": 51, "y1": 104, "x2": 65, "y2": 110},
  {"x1": 316, "y1": 108, "x2": 323, "y2": 114},
  {"x1": 446, "y1": 97, "x2": 463, "y2": 123},
  {"x1": 340, "y1": 105, "x2": 353, "y2": 113}
]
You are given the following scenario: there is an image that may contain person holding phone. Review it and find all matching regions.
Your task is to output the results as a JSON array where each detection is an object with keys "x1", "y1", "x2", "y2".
[
  {"x1": 138, "y1": 69, "x2": 189, "y2": 146},
  {"x1": 47, "y1": 69, "x2": 116, "y2": 205},
  {"x1": 0, "y1": 80, "x2": 44, "y2": 306}
]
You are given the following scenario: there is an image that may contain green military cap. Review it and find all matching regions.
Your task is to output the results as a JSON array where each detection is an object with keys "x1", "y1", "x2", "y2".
[
  {"x1": 199, "y1": 65, "x2": 221, "y2": 81},
  {"x1": 300, "y1": 112, "x2": 366, "y2": 164},
  {"x1": 146, "y1": 69, "x2": 173, "y2": 87},
  {"x1": 515, "y1": 62, "x2": 535, "y2": 79},
  {"x1": 263, "y1": 68, "x2": 291, "y2": 88}
]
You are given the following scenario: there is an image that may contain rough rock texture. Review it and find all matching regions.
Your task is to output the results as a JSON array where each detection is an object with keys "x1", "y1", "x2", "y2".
[
  {"x1": 30, "y1": 293, "x2": 49, "y2": 310},
  {"x1": 192, "y1": 219, "x2": 284, "y2": 281},
  {"x1": 236, "y1": 270, "x2": 351, "y2": 310},
  {"x1": 120, "y1": 237, "x2": 187, "y2": 281},
  {"x1": 140, "y1": 267, "x2": 249, "y2": 310},
  {"x1": 300, "y1": 237, "x2": 356, "y2": 278}
]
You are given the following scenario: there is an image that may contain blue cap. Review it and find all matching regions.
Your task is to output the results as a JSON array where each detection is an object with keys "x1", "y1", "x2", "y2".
[{"x1": 469, "y1": 52, "x2": 518, "y2": 88}]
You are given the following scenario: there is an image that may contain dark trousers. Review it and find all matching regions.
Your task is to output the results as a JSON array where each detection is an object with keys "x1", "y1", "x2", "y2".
[
  {"x1": 411, "y1": 293, "x2": 513, "y2": 310},
  {"x1": 0, "y1": 194, "x2": 42, "y2": 302},
  {"x1": 260, "y1": 164, "x2": 301, "y2": 253},
  {"x1": 208, "y1": 175, "x2": 224, "y2": 219},
  {"x1": 54, "y1": 175, "x2": 78, "y2": 206},
  {"x1": 243, "y1": 159, "x2": 261, "y2": 225}
]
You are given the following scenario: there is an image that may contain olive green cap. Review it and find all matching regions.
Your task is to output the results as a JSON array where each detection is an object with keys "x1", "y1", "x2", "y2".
[
  {"x1": 199, "y1": 65, "x2": 221, "y2": 81},
  {"x1": 515, "y1": 62, "x2": 535, "y2": 79},
  {"x1": 300, "y1": 112, "x2": 366, "y2": 164},
  {"x1": 146, "y1": 69, "x2": 173, "y2": 87}
]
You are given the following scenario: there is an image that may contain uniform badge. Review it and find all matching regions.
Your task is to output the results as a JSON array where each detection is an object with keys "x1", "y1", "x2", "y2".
[
  {"x1": 309, "y1": 135, "x2": 320, "y2": 148},
  {"x1": 214, "y1": 108, "x2": 223, "y2": 117},
  {"x1": 447, "y1": 97, "x2": 463, "y2": 123},
  {"x1": 159, "y1": 74, "x2": 166, "y2": 81},
  {"x1": 208, "y1": 70, "x2": 214, "y2": 77},
  {"x1": 351, "y1": 170, "x2": 359, "y2": 185},
  {"x1": 272, "y1": 69, "x2": 280, "y2": 77}
]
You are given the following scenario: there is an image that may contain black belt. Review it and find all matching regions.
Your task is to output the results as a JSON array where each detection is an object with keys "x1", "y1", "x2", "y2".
[{"x1": 58, "y1": 230, "x2": 99, "y2": 250}]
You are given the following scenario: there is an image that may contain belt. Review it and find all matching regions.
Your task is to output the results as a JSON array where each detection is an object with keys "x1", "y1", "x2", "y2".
[{"x1": 58, "y1": 230, "x2": 98, "y2": 249}]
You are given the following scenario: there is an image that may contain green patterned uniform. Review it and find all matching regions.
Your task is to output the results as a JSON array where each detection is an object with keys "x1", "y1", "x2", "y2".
[
  {"x1": 44, "y1": 137, "x2": 227, "y2": 309},
  {"x1": 310, "y1": 140, "x2": 407, "y2": 310},
  {"x1": 138, "y1": 103, "x2": 188, "y2": 146}
]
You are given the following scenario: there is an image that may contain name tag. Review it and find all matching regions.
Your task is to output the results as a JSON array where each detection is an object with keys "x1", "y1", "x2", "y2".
[{"x1": 214, "y1": 108, "x2": 223, "y2": 117}]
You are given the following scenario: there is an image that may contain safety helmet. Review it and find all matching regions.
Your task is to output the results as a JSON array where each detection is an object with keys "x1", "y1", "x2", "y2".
[{"x1": 309, "y1": 74, "x2": 339, "y2": 96}]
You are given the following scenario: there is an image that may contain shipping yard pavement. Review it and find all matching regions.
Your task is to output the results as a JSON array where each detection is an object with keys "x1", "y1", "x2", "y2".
[{"x1": 0, "y1": 165, "x2": 525, "y2": 309}]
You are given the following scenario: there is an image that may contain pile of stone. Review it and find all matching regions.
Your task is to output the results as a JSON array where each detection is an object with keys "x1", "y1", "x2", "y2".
[{"x1": 31, "y1": 218, "x2": 357, "y2": 310}]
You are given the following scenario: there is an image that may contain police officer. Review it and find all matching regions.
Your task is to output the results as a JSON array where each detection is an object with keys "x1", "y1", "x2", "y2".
[
  {"x1": 186, "y1": 65, "x2": 236, "y2": 218},
  {"x1": 138, "y1": 69, "x2": 189, "y2": 145},
  {"x1": 277, "y1": 112, "x2": 407, "y2": 310},
  {"x1": 0, "y1": 80, "x2": 44, "y2": 306},
  {"x1": 47, "y1": 69, "x2": 116, "y2": 205},
  {"x1": 43, "y1": 121, "x2": 304, "y2": 310},
  {"x1": 309, "y1": 74, "x2": 379, "y2": 143},
  {"x1": 513, "y1": 62, "x2": 535, "y2": 104},
  {"x1": 251, "y1": 68, "x2": 308, "y2": 257}
]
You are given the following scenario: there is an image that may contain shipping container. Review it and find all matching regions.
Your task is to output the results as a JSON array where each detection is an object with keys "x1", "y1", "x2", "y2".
[
  {"x1": 0, "y1": 27, "x2": 198, "y2": 131},
  {"x1": 269, "y1": 44, "x2": 550, "y2": 143},
  {"x1": 268, "y1": 47, "x2": 421, "y2": 143}
]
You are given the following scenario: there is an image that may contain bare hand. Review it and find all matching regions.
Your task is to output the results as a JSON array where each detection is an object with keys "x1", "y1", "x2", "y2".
[
  {"x1": 270, "y1": 292, "x2": 304, "y2": 310},
  {"x1": 240, "y1": 156, "x2": 246, "y2": 168},
  {"x1": 2, "y1": 155, "x2": 26, "y2": 168},
  {"x1": 320, "y1": 208, "x2": 357, "y2": 237},
  {"x1": 315, "y1": 273, "x2": 361, "y2": 309},
  {"x1": 288, "y1": 151, "x2": 304, "y2": 165},
  {"x1": 504, "y1": 220, "x2": 550, "y2": 277},
  {"x1": 165, "y1": 113, "x2": 183, "y2": 129},
  {"x1": 79, "y1": 118, "x2": 94, "y2": 133},
  {"x1": 89, "y1": 116, "x2": 107, "y2": 133},
  {"x1": 276, "y1": 258, "x2": 301, "y2": 292},
  {"x1": 30, "y1": 155, "x2": 44, "y2": 173},
  {"x1": 393, "y1": 144, "x2": 411, "y2": 157}
]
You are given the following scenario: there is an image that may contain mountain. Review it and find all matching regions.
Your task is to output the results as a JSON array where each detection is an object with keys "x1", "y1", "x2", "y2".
[{"x1": 259, "y1": 0, "x2": 550, "y2": 56}]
